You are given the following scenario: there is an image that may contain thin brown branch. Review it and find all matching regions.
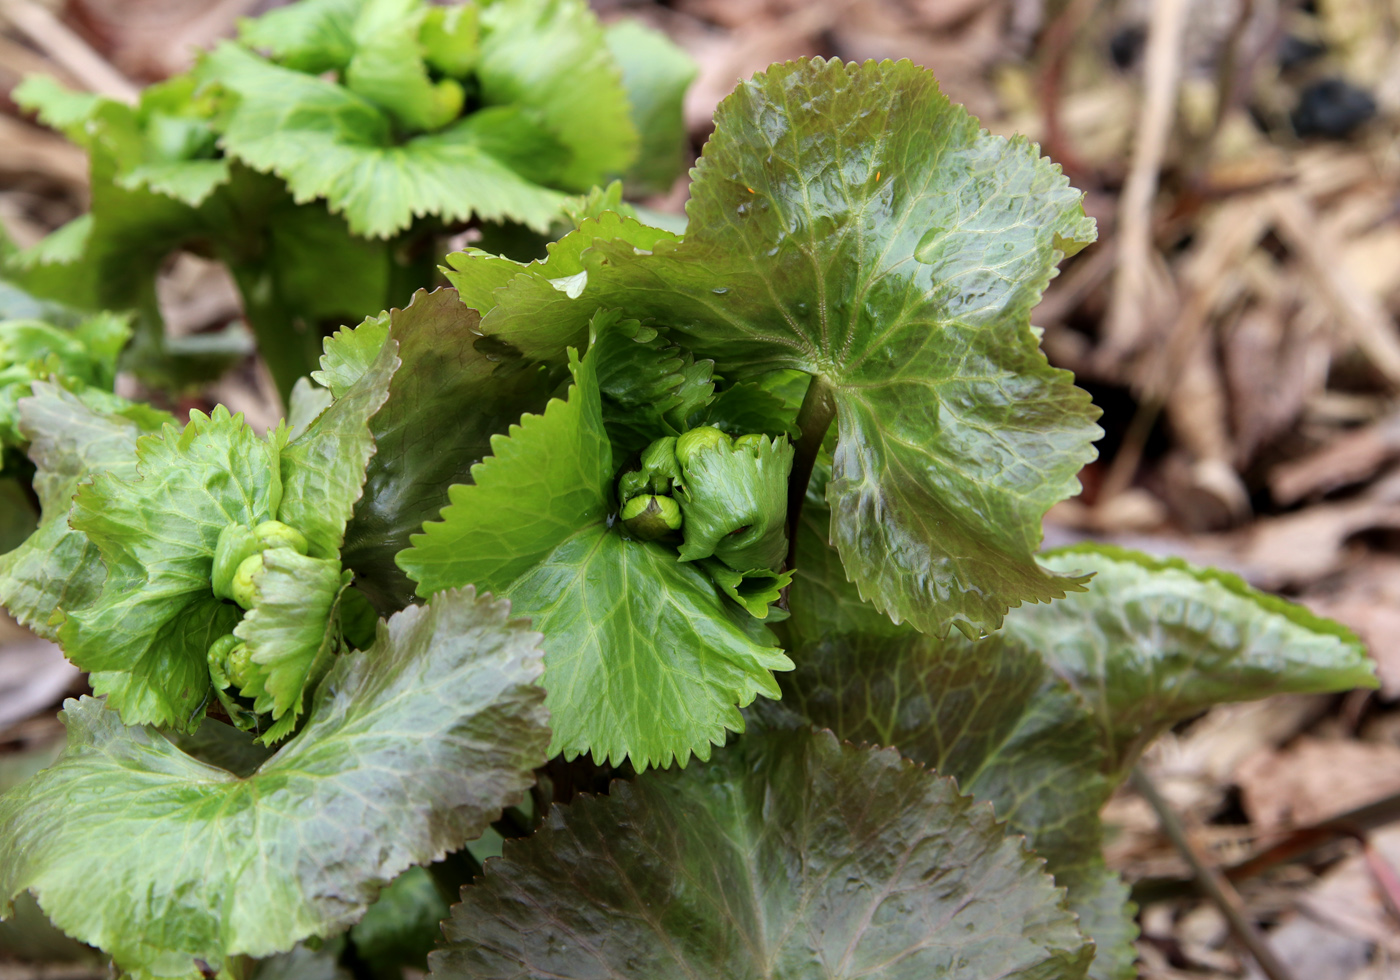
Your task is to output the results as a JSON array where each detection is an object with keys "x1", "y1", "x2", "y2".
[{"x1": 1132, "y1": 766, "x2": 1297, "y2": 980}]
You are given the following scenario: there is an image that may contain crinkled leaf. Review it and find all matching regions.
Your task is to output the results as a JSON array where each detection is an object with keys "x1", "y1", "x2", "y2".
[
  {"x1": 430, "y1": 729, "x2": 1091, "y2": 980},
  {"x1": 399, "y1": 335, "x2": 791, "y2": 769},
  {"x1": 204, "y1": 44, "x2": 567, "y2": 237},
  {"x1": 237, "y1": 0, "x2": 365, "y2": 73},
  {"x1": 470, "y1": 58, "x2": 1102, "y2": 637},
  {"x1": 279, "y1": 332, "x2": 399, "y2": 558},
  {"x1": 676, "y1": 435, "x2": 793, "y2": 571},
  {"x1": 0, "y1": 587, "x2": 549, "y2": 980},
  {"x1": 476, "y1": 0, "x2": 636, "y2": 191},
  {"x1": 0, "y1": 385, "x2": 166, "y2": 640},
  {"x1": 1019, "y1": 545, "x2": 1377, "y2": 774},
  {"x1": 234, "y1": 550, "x2": 352, "y2": 741},
  {"x1": 61, "y1": 406, "x2": 280, "y2": 729},
  {"x1": 604, "y1": 20, "x2": 697, "y2": 193},
  {"x1": 340, "y1": 289, "x2": 553, "y2": 612}
]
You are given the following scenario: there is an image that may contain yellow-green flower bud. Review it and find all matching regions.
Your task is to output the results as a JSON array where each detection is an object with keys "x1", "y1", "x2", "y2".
[
  {"x1": 231, "y1": 554, "x2": 263, "y2": 610},
  {"x1": 212, "y1": 524, "x2": 260, "y2": 602},
  {"x1": 207, "y1": 633, "x2": 242, "y2": 689},
  {"x1": 254, "y1": 520, "x2": 308, "y2": 555},
  {"x1": 675, "y1": 426, "x2": 731, "y2": 467},
  {"x1": 225, "y1": 641, "x2": 253, "y2": 690},
  {"x1": 733, "y1": 433, "x2": 765, "y2": 451},
  {"x1": 621, "y1": 494, "x2": 683, "y2": 540}
]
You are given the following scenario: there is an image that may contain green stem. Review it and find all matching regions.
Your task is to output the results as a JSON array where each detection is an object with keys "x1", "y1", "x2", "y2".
[
  {"x1": 785, "y1": 375, "x2": 837, "y2": 568},
  {"x1": 231, "y1": 266, "x2": 324, "y2": 407}
]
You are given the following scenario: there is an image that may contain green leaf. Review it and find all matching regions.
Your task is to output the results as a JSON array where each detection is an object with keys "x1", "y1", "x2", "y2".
[
  {"x1": 430, "y1": 729, "x2": 1091, "y2": 980},
  {"x1": 675, "y1": 434, "x2": 793, "y2": 572},
  {"x1": 237, "y1": 0, "x2": 365, "y2": 73},
  {"x1": 0, "y1": 587, "x2": 550, "y2": 980},
  {"x1": 700, "y1": 379, "x2": 801, "y2": 438},
  {"x1": 234, "y1": 550, "x2": 352, "y2": 741},
  {"x1": 61, "y1": 406, "x2": 281, "y2": 729},
  {"x1": 1018, "y1": 545, "x2": 1377, "y2": 775},
  {"x1": 469, "y1": 58, "x2": 1102, "y2": 637},
  {"x1": 340, "y1": 289, "x2": 554, "y2": 611},
  {"x1": 604, "y1": 20, "x2": 697, "y2": 194},
  {"x1": 591, "y1": 311, "x2": 714, "y2": 461},
  {"x1": 784, "y1": 454, "x2": 920, "y2": 649},
  {"x1": 0, "y1": 384, "x2": 166, "y2": 640},
  {"x1": 12, "y1": 74, "x2": 100, "y2": 141},
  {"x1": 753, "y1": 630, "x2": 1130, "y2": 980},
  {"x1": 442, "y1": 210, "x2": 680, "y2": 342},
  {"x1": 772, "y1": 536, "x2": 1375, "y2": 979},
  {"x1": 279, "y1": 330, "x2": 399, "y2": 559},
  {"x1": 399, "y1": 331, "x2": 791, "y2": 769},
  {"x1": 476, "y1": 0, "x2": 637, "y2": 191},
  {"x1": 398, "y1": 346, "x2": 611, "y2": 598},
  {"x1": 703, "y1": 560, "x2": 791, "y2": 619},
  {"x1": 345, "y1": 1, "x2": 462, "y2": 133},
  {"x1": 505, "y1": 526, "x2": 791, "y2": 769},
  {"x1": 204, "y1": 43, "x2": 567, "y2": 237}
]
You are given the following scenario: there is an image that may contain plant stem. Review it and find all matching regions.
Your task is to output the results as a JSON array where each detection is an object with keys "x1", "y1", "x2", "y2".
[
  {"x1": 785, "y1": 375, "x2": 837, "y2": 567},
  {"x1": 1131, "y1": 767, "x2": 1296, "y2": 980}
]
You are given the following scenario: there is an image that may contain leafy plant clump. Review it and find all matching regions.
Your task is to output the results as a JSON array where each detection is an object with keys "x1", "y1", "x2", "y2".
[
  {"x1": 0, "y1": 51, "x2": 1377, "y2": 980},
  {"x1": 8, "y1": 0, "x2": 695, "y2": 396}
]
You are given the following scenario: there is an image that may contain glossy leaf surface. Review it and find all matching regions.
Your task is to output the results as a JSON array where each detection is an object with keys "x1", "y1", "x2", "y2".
[
  {"x1": 430, "y1": 730, "x2": 1091, "y2": 980},
  {"x1": 399, "y1": 334, "x2": 791, "y2": 769},
  {"x1": 459, "y1": 58, "x2": 1102, "y2": 637},
  {"x1": 0, "y1": 588, "x2": 549, "y2": 980}
]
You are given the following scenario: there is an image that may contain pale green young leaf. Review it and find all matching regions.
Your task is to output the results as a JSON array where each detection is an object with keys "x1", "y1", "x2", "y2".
[
  {"x1": 235, "y1": 551, "x2": 352, "y2": 741},
  {"x1": 344, "y1": 1, "x2": 460, "y2": 133},
  {"x1": 431, "y1": 730, "x2": 1091, "y2": 980},
  {"x1": 442, "y1": 210, "x2": 680, "y2": 338},
  {"x1": 398, "y1": 345, "x2": 611, "y2": 597},
  {"x1": 279, "y1": 332, "x2": 399, "y2": 558},
  {"x1": 60, "y1": 406, "x2": 281, "y2": 729},
  {"x1": 0, "y1": 587, "x2": 549, "y2": 980},
  {"x1": 237, "y1": 0, "x2": 365, "y2": 73},
  {"x1": 505, "y1": 526, "x2": 791, "y2": 769},
  {"x1": 203, "y1": 44, "x2": 567, "y2": 236},
  {"x1": 11, "y1": 75, "x2": 100, "y2": 142},
  {"x1": 470, "y1": 58, "x2": 1101, "y2": 637},
  {"x1": 476, "y1": 0, "x2": 637, "y2": 191}
]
